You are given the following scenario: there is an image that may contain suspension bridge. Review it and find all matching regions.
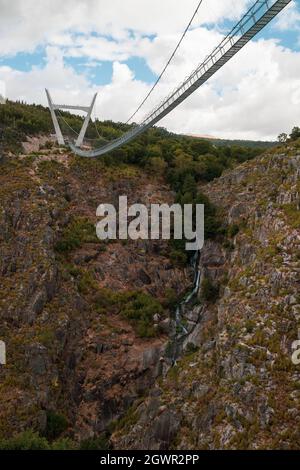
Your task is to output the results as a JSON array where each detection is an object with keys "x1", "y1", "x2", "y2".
[{"x1": 48, "y1": 0, "x2": 292, "y2": 157}]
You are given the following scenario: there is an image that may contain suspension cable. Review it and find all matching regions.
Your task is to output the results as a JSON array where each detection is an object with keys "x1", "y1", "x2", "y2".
[
  {"x1": 57, "y1": 109, "x2": 109, "y2": 144},
  {"x1": 56, "y1": 1, "x2": 204, "y2": 145},
  {"x1": 57, "y1": 109, "x2": 80, "y2": 137},
  {"x1": 125, "y1": 0, "x2": 204, "y2": 124}
]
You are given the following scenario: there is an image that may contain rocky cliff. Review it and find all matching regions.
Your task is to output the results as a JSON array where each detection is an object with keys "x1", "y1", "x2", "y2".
[
  {"x1": 0, "y1": 140, "x2": 192, "y2": 443},
  {"x1": 0, "y1": 136, "x2": 299, "y2": 450},
  {"x1": 112, "y1": 143, "x2": 300, "y2": 450}
]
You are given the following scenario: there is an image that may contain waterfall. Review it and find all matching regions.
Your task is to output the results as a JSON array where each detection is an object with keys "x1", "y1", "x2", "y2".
[{"x1": 168, "y1": 250, "x2": 202, "y2": 364}]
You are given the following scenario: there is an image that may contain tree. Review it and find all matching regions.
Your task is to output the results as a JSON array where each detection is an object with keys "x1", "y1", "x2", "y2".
[
  {"x1": 278, "y1": 132, "x2": 288, "y2": 143},
  {"x1": 289, "y1": 127, "x2": 300, "y2": 141},
  {"x1": 190, "y1": 139, "x2": 214, "y2": 156},
  {"x1": 146, "y1": 156, "x2": 167, "y2": 174}
]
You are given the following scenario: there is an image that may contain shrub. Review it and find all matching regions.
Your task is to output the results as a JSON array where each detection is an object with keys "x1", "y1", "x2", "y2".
[
  {"x1": 45, "y1": 411, "x2": 68, "y2": 440},
  {"x1": 185, "y1": 342, "x2": 199, "y2": 354},
  {"x1": 122, "y1": 291, "x2": 163, "y2": 338},
  {"x1": 163, "y1": 288, "x2": 179, "y2": 309},
  {"x1": 200, "y1": 278, "x2": 220, "y2": 303},
  {"x1": 170, "y1": 248, "x2": 188, "y2": 267},
  {"x1": 146, "y1": 156, "x2": 167, "y2": 174},
  {"x1": 38, "y1": 159, "x2": 63, "y2": 178},
  {"x1": 94, "y1": 289, "x2": 164, "y2": 338},
  {"x1": 77, "y1": 270, "x2": 97, "y2": 294},
  {"x1": 227, "y1": 224, "x2": 240, "y2": 238},
  {"x1": 79, "y1": 435, "x2": 110, "y2": 450},
  {"x1": 290, "y1": 126, "x2": 300, "y2": 141},
  {"x1": 0, "y1": 430, "x2": 50, "y2": 450},
  {"x1": 55, "y1": 217, "x2": 99, "y2": 254},
  {"x1": 51, "y1": 438, "x2": 76, "y2": 450}
]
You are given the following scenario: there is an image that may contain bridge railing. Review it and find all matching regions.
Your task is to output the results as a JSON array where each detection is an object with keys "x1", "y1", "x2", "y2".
[
  {"x1": 70, "y1": 0, "x2": 291, "y2": 157},
  {"x1": 141, "y1": 0, "x2": 277, "y2": 127}
]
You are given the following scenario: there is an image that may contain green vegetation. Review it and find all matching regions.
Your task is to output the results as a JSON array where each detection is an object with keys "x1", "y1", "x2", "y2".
[
  {"x1": 289, "y1": 126, "x2": 300, "y2": 141},
  {"x1": 0, "y1": 101, "x2": 52, "y2": 153},
  {"x1": 79, "y1": 435, "x2": 110, "y2": 450},
  {"x1": 168, "y1": 170, "x2": 223, "y2": 264},
  {"x1": 227, "y1": 224, "x2": 240, "y2": 238},
  {"x1": 122, "y1": 291, "x2": 163, "y2": 338},
  {"x1": 200, "y1": 278, "x2": 220, "y2": 303},
  {"x1": 282, "y1": 203, "x2": 300, "y2": 229},
  {"x1": 2, "y1": 101, "x2": 266, "y2": 166},
  {"x1": 55, "y1": 216, "x2": 100, "y2": 253},
  {"x1": 206, "y1": 138, "x2": 276, "y2": 150},
  {"x1": 0, "y1": 430, "x2": 51, "y2": 450},
  {"x1": 45, "y1": 411, "x2": 68, "y2": 440},
  {"x1": 278, "y1": 126, "x2": 300, "y2": 143},
  {"x1": 94, "y1": 288, "x2": 164, "y2": 338},
  {"x1": 0, "y1": 429, "x2": 108, "y2": 451}
]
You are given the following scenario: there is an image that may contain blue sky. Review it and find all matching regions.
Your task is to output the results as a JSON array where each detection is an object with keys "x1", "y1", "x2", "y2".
[
  {"x1": 0, "y1": 0, "x2": 300, "y2": 140},
  {"x1": 1, "y1": 6, "x2": 299, "y2": 86}
]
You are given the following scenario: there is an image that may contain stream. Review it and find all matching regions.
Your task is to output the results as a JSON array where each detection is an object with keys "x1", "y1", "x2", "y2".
[{"x1": 168, "y1": 250, "x2": 202, "y2": 364}]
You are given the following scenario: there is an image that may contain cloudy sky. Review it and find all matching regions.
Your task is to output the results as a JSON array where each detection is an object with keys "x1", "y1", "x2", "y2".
[{"x1": 0, "y1": 0, "x2": 299, "y2": 140}]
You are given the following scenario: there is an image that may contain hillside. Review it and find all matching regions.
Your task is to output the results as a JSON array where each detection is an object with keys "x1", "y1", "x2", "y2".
[
  {"x1": 0, "y1": 102, "x2": 299, "y2": 450},
  {"x1": 185, "y1": 134, "x2": 276, "y2": 150},
  {"x1": 113, "y1": 142, "x2": 300, "y2": 450}
]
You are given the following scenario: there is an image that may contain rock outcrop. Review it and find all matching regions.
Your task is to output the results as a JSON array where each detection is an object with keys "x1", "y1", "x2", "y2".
[
  {"x1": 113, "y1": 145, "x2": 300, "y2": 450},
  {"x1": 0, "y1": 144, "x2": 192, "y2": 440},
  {"x1": 1, "y1": 139, "x2": 299, "y2": 450}
]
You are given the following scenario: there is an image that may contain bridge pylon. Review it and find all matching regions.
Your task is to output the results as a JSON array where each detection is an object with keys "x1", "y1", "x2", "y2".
[{"x1": 45, "y1": 89, "x2": 98, "y2": 147}]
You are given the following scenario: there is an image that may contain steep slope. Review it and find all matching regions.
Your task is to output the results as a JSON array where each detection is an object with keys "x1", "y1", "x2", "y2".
[
  {"x1": 0, "y1": 140, "x2": 193, "y2": 443},
  {"x1": 1, "y1": 127, "x2": 299, "y2": 450},
  {"x1": 113, "y1": 142, "x2": 300, "y2": 450}
]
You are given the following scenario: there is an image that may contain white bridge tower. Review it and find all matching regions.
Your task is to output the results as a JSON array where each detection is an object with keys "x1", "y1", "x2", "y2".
[{"x1": 45, "y1": 89, "x2": 97, "y2": 147}]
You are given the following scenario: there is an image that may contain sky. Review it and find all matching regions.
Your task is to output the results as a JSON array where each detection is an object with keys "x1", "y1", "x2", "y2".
[{"x1": 0, "y1": 0, "x2": 300, "y2": 141}]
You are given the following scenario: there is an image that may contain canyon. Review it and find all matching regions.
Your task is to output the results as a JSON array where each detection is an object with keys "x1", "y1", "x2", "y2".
[{"x1": 0, "y1": 128, "x2": 299, "y2": 450}]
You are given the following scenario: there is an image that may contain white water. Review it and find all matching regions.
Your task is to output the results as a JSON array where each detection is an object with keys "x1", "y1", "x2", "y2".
[{"x1": 175, "y1": 251, "x2": 201, "y2": 337}]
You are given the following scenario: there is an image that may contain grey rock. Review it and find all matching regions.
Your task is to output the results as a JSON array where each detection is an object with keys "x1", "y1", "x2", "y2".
[
  {"x1": 26, "y1": 344, "x2": 48, "y2": 375},
  {"x1": 25, "y1": 288, "x2": 47, "y2": 324},
  {"x1": 152, "y1": 409, "x2": 181, "y2": 448},
  {"x1": 138, "y1": 269, "x2": 152, "y2": 285}
]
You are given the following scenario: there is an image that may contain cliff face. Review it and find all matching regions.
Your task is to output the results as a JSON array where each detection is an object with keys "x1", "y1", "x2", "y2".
[
  {"x1": 0, "y1": 137, "x2": 299, "y2": 450},
  {"x1": 113, "y1": 143, "x2": 300, "y2": 450},
  {"x1": 0, "y1": 141, "x2": 192, "y2": 441}
]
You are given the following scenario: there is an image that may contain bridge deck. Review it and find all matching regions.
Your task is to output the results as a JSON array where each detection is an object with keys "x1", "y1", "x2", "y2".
[{"x1": 70, "y1": 0, "x2": 291, "y2": 158}]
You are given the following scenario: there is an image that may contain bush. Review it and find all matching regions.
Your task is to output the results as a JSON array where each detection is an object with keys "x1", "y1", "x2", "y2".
[
  {"x1": 170, "y1": 249, "x2": 188, "y2": 267},
  {"x1": 0, "y1": 429, "x2": 110, "y2": 451},
  {"x1": 45, "y1": 411, "x2": 68, "y2": 440},
  {"x1": 0, "y1": 430, "x2": 50, "y2": 450},
  {"x1": 163, "y1": 288, "x2": 179, "y2": 309},
  {"x1": 94, "y1": 289, "x2": 164, "y2": 338},
  {"x1": 227, "y1": 224, "x2": 240, "y2": 238},
  {"x1": 51, "y1": 438, "x2": 76, "y2": 450},
  {"x1": 79, "y1": 435, "x2": 110, "y2": 450},
  {"x1": 290, "y1": 126, "x2": 300, "y2": 141},
  {"x1": 77, "y1": 270, "x2": 97, "y2": 294},
  {"x1": 146, "y1": 156, "x2": 167, "y2": 174},
  {"x1": 185, "y1": 342, "x2": 199, "y2": 354},
  {"x1": 122, "y1": 291, "x2": 163, "y2": 338},
  {"x1": 55, "y1": 217, "x2": 99, "y2": 254},
  {"x1": 200, "y1": 278, "x2": 220, "y2": 303}
]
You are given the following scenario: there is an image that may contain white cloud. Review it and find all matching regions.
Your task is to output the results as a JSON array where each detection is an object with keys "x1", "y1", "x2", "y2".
[
  {"x1": 0, "y1": 0, "x2": 298, "y2": 141},
  {"x1": 0, "y1": 0, "x2": 252, "y2": 56},
  {"x1": 275, "y1": 0, "x2": 300, "y2": 31}
]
